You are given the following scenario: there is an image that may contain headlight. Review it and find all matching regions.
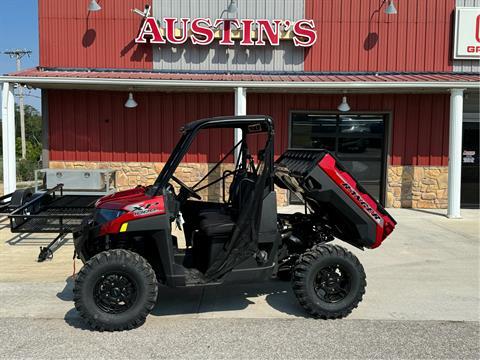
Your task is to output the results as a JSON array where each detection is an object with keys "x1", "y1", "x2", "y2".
[{"x1": 94, "y1": 209, "x2": 125, "y2": 225}]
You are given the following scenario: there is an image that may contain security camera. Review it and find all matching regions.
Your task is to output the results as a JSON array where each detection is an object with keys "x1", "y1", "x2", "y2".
[{"x1": 132, "y1": 3, "x2": 151, "y2": 17}]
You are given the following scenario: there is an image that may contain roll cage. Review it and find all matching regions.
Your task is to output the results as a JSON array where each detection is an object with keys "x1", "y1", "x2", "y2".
[{"x1": 149, "y1": 115, "x2": 275, "y2": 197}]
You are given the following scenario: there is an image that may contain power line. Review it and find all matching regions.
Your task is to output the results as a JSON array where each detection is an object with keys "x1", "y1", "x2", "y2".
[
  {"x1": 2, "y1": 49, "x2": 32, "y2": 160},
  {"x1": 21, "y1": 93, "x2": 42, "y2": 99},
  {"x1": 3, "y1": 49, "x2": 32, "y2": 60}
]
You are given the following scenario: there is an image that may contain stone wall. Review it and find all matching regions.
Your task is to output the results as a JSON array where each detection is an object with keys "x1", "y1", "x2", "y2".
[
  {"x1": 386, "y1": 166, "x2": 449, "y2": 209},
  {"x1": 50, "y1": 161, "x2": 449, "y2": 209},
  {"x1": 49, "y1": 161, "x2": 289, "y2": 206}
]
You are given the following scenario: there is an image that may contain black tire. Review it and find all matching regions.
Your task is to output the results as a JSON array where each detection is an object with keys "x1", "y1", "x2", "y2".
[
  {"x1": 10, "y1": 188, "x2": 33, "y2": 208},
  {"x1": 292, "y1": 244, "x2": 366, "y2": 319},
  {"x1": 73, "y1": 249, "x2": 158, "y2": 331}
]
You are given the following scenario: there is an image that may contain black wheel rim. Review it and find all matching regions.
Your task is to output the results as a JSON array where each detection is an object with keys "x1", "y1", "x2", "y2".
[
  {"x1": 313, "y1": 264, "x2": 351, "y2": 303},
  {"x1": 93, "y1": 272, "x2": 138, "y2": 314}
]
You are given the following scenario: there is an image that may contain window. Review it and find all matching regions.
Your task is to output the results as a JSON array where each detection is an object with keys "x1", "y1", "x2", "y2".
[{"x1": 290, "y1": 113, "x2": 388, "y2": 204}]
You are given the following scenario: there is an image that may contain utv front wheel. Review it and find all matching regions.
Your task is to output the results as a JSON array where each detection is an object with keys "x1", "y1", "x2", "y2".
[
  {"x1": 73, "y1": 249, "x2": 158, "y2": 331},
  {"x1": 292, "y1": 244, "x2": 366, "y2": 319}
]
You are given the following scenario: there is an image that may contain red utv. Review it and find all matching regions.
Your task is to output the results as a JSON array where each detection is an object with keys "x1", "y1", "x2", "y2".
[{"x1": 72, "y1": 116, "x2": 396, "y2": 331}]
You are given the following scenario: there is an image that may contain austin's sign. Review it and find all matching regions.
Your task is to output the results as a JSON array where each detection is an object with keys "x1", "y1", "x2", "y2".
[{"x1": 135, "y1": 17, "x2": 317, "y2": 47}]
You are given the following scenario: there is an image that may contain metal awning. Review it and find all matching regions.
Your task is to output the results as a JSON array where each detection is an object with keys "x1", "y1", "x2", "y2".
[{"x1": 1, "y1": 68, "x2": 479, "y2": 92}]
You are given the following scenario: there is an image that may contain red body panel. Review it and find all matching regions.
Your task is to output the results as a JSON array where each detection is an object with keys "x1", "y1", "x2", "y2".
[
  {"x1": 96, "y1": 187, "x2": 152, "y2": 210},
  {"x1": 318, "y1": 154, "x2": 396, "y2": 248},
  {"x1": 95, "y1": 187, "x2": 166, "y2": 235}
]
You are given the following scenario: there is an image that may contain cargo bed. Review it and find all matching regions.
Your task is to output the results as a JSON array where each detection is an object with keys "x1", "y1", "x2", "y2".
[
  {"x1": 9, "y1": 193, "x2": 98, "y2": 233},
  {"x1": 275, "y1": 149, "x2": 396, "y2": 249},
  {"x1": 7, "y1": 168, "x2": 116, "y2": 262}
]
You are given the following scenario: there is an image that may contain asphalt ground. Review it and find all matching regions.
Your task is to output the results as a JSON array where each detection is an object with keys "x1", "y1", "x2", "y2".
[
  {"x1": 0, "y1": 208, "x2": 479, "y2": 359},
  {"x1": 0, "y1": 318, "x2": 478, "y2": 359}
]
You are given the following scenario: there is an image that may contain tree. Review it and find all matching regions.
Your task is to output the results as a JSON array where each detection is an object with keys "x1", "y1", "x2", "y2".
[
  {"x1": 0, "y1": 104, "x2": 42, "y2": 181},
  {"x1": 15, "y1": 104, "x2": 42, "y2": 149}
]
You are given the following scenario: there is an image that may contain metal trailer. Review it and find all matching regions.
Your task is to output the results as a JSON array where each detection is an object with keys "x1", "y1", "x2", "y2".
[
  {"x1": 0, "y1": 192, "x2": 16, "y2": 215},
  {"x1": 8, "y1": 169, "x2": 116, "y2": 262},
  {"x1": 0, "y1": 188, "x2": 36, "y2": 215}
]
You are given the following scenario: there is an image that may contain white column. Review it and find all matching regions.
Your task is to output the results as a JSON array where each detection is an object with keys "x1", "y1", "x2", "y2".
[
  {"x1": 447, "y1": 88, "x2": 464, "y2": 219},
  {"x1": 2, "y1": 82, "x2": 16, "y2": 195},
  {"x1": 234, "y1": 87, "x2": 247, "y2": 163}
]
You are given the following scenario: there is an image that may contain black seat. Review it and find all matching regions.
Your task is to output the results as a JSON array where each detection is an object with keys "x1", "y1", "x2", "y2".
[
  {"x1": 199, "y1": 211, "x2": 235, "y2": 237},
  {"x1": 197, "y1": 168, "x2": 256, "y2": 238}
]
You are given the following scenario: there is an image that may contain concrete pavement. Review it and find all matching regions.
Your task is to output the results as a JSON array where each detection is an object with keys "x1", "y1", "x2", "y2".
[{"x1": 0, "y1": 208, "x2": 478, "y2": 358}]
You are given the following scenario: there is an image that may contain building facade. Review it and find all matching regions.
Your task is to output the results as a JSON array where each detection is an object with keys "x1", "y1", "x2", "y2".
[{"x1": 2, "y1": 0, "x2": 479, "y2": 213}]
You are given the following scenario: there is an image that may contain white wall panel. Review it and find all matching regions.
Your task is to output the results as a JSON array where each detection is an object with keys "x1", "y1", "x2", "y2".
[{"x1": 152, "y1": 0, "x2": 304, "y2": 72}]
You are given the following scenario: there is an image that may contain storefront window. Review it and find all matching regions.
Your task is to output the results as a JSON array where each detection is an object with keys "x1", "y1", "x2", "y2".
[
  {"x1": 291, "y1": 114, "x2": 337, "y2": 150},
  {"x1": 338, "y1": 115, "x2": 384, "y2": 135},
  {"x1": 290, "y1": 113, "x2": 387, "y2": 203},
  {"x1": 337, "y1": 138, "x2": 383, "y2": 159}
]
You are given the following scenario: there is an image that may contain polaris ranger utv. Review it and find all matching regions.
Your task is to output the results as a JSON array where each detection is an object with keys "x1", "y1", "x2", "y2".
[{"x1": 72, "y1": 116, "x2": 396, "y2": 331}]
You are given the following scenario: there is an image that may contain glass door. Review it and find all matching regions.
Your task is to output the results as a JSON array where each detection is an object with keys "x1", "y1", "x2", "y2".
[
  {"x1": 461, "y1": 121, "x2": 480, "y2": 208},
  {"x1": 290, "y1": 113, "x2": 387, "y2": 204}
]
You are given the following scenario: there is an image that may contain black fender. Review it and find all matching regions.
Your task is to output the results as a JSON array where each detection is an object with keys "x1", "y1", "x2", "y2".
[
  {"x1": 126, "y1": 215, "x2": 185, "y2": 287},
  {"x1": 74, "y1": 213, "x2": 184, "y2": 287},
  {"x1": 10, "y1": 187, "x2": 34, "y2": 209}
]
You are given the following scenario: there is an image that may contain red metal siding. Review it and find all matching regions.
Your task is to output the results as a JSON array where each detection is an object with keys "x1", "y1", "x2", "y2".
[
  {"x1": 39, "y1": 0, "x2": 152, "y2": 69},
  {"x1": 48, "y1": 90, "x2": 234, "y2": 163},
  {"x1": 48, "y1": 91, "x2": 449, "y2": 167},
  {"x1": 38, "y1": 0, "x2": 454, "y2": 72},
  {"x1": 304, "y1": 0, "x2": 454, "y2": 72},
  {"x1": 247, "y1": 93, "x2": 450, "y2": 166}
]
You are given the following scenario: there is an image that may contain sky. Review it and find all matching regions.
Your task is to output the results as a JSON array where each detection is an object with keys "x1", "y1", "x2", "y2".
[{"x1": 0, "y1": 0, "x2": 41, "y2": 111}]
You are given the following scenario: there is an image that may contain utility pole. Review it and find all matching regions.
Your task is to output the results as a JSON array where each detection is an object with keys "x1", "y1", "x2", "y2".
[{"x1": 3, "y1": 49, "x2": 31, "y2": 160}]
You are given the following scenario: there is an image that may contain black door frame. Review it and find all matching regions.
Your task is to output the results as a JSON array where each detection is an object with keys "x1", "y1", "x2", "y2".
[{"x1": 288, "y1": 110, "x2": 391, "y2": 206}]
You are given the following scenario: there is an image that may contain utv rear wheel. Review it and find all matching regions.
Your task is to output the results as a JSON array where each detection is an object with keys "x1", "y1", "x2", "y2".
[
  {"x1": 292, "y1": 244, "x2": 366, "y2": 319},
  {"x1": 73, "y1": 249, "x2": 158, "y2": 331}
]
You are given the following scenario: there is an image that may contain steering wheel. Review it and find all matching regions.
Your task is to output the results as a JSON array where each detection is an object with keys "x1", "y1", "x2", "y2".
[{"x1": 171, "y1": 175, "x2": 201, "y2": 200}]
